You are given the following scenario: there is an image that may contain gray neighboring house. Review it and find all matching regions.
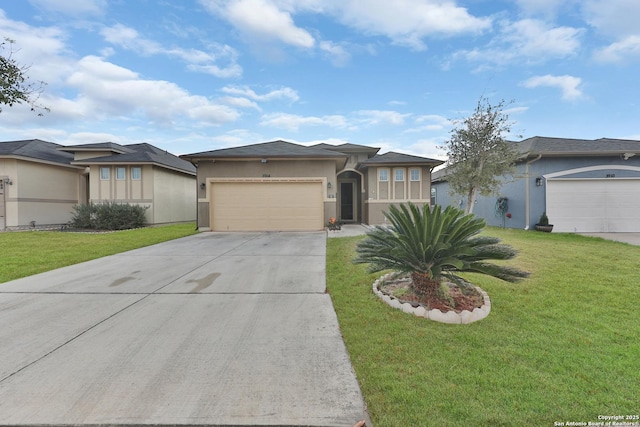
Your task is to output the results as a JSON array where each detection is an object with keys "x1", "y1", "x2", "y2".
[
  {"x1": 0, "y1": 139, "x2": 196, "y2": 230},
  {"x1": 181, "y1": 140, "x2": 443, "y2": 232},
  {"x1": 431, "y1": 136, "x2": 640, "y2": 232}
]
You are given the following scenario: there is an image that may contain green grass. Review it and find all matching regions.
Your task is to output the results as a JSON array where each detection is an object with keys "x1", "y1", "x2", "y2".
[
  {"x1": 0, "y1": 223, "x2": 197, "y2": 283},
  {"x1": 327, "y1": 228, "x2": 640, "y2": 426}
]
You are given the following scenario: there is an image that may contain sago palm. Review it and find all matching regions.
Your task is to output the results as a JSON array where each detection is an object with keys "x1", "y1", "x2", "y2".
[{"x1": 354, "y1": 202, "x2": 528, "y2": 297}]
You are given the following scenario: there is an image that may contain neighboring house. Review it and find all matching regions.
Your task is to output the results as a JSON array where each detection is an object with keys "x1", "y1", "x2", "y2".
[
  {"x1": 180, "y1": 140, "x2": 443, "y2": 232},
  {"x1": 431, "y1": 136, "x2": 640, "y2": 232},
  {"x1": 0, "y1": 139, "x2": 196, "y2": 230}
]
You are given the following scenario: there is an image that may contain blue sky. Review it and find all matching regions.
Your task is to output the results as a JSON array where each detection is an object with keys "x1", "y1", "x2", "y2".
[{"x1": 1, "y1": 0, "x2": 639, "y2": 159}]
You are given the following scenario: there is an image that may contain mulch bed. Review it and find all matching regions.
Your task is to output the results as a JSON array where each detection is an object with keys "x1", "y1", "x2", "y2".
[{"x1": 378, "y1": 276, "x2": 484, "y2": 313}]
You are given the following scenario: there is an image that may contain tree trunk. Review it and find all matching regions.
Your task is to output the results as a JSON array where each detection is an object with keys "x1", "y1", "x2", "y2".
[
  {"x1": 465, "y1": 186, "x2": 478, "y2": 215},
  {"x1": 410, "y1": 272, "x2": 441, "y2": 297}
]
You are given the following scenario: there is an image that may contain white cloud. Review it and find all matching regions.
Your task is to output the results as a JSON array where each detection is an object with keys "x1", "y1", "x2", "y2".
[
  {"x1": 220, "y1": 96, "x2": 261, "y2": 110},
  {"x1": 333, "y1": 0, "x2": 492, "y2": 50},
  {"x1": 28, "y1": 0, "x2": 107, "y2": 16},
  {"x1": 200, "y1": 0, "x2": 490, "y2": 53},
  {"x1": 514, "y1": 0, "x2": 571, "y2": 16},
  {"x1": 582, "y1": 0, "x2": 640, "y2": 38},
  {"x1": 203, "y1": 0, "x2": 315, "y2": 48},
  {"x1": 221, "y1": 85, "x2": 299, "y2": 102},
  {"x1": 63, "y1": 132, "x2": 127, "y2": 145},
  {"x1": 355, "y1": 110, "x2": 411, "y2": 126},
  {"x1": 260, "y1": 112, "x2": 348, "y2": 131},
  {"x1": 523, "y1": 74, "x2": 584, "y2": 101},
  {"x1": 63, "y1": 56, "x2": 240, "y2": 125},
  {"x1": 594, "y1": 35, "x2": 640, "y2": 63},
  {"x1": 454, "y1": 19, "x2": 583, "y2": 66},
  {"x1": 319, "y1": 41, "x2": 351, "y2": 67},
  {"x1": 100, "y1": 24, "x2": 242, "y2": 78},
  {"x1": 0, "y1": 10, "x2": 73, "y2": 85}
]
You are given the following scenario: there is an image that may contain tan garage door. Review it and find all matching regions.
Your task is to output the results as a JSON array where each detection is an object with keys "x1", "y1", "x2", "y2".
[{"x1": 210, "y1": 180, "x2": 324, "y2": 231}]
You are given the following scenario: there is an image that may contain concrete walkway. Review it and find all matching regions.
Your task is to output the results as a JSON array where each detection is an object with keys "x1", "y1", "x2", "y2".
[{"x1": 0, "y1": 232, "x2": 368, "y2": 426}]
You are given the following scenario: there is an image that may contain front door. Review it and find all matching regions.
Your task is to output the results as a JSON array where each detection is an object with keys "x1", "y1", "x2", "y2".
[{"x1": 340, "y1": 181, "x2": 354, "y2": 221}]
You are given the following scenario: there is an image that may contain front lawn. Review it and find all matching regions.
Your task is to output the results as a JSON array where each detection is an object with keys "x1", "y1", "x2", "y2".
[
  {"x1": 0, "y1": 223, "x2": 197, "y2": 283},
  {"x1": 327, "y1": 229, "x2": 640, "y2": 426}
]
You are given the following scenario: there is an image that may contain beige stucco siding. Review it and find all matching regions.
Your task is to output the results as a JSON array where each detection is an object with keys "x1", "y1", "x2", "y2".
[
  {"x1": 90, "y1": 165, "x2": 152, "y2": 202},
  {"x1": 152, "y1": 166, "x2": 196, "y2": 224},
  {"x1": 1, "y1": 159, "x2": 83, "y2": 228},
  {"x1": 364, "y1": 165, "x2": 433, "y2": 224},
  {"x1": 89, "y1": 164, "x2": 194, "y2": 225}
]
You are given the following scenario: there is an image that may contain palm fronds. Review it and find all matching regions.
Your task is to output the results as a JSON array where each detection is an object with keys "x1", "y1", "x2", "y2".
[{"x1": 354, "y1": 202, "x2": 529, "y2": 287}]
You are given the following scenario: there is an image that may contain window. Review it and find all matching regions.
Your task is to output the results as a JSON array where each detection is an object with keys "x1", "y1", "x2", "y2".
[
  {"x1": 116, "y1": 167, "x2": 126, "y2": 180},
  {"x1": 378, "y1": 169, "x2": 389, "y2": 182},
  {"x1": 410, "y1": 168, "x2": 420, "y2": 181},
  {"x1": 100, "y1": 167, "x2": 110, "y2": 180},
  {"x1": 131, "y1": 167, "x2": 141, "y2": 180},
  {"x1": 431, "y1": 187, "x2": 437, "y2": 206},
  {"x1": 395, "y1": 169, "x2": 404, "y2": 181}
]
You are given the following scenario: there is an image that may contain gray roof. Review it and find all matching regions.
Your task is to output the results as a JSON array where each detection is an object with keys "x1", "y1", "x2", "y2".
[
  {"x1": 311, "y1": 142, "x2": 380, "y2": 153},
  {"x1": 58, "y1": 142, "x2": 134, "y2": 154},
  {"x1": 0, "y1": 139, "x2": 75, "y2": 166},
  {"x1": 71, "y1": 143, "x2": 195, "y2": 175},
  {"x1": 181, "y1": 140, "x2": 348, "y2": 160},
  {"x1": 359, "y1": 151, "x2": 444, "y2": 166},
  {"x1": 515, "y1": 136, "x2": 640, "y2": 157},
  {"x1": 431, "y1": 136, "x2": 640, "y2": 183}
]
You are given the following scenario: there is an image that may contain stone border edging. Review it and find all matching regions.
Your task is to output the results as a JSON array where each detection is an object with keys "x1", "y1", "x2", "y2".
[{"x1": 372, "y1": 273, "x2": 491, "y2": 324}]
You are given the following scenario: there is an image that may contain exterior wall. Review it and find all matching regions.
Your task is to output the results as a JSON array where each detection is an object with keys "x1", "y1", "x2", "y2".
[
  {"x1": 2, "y1": 159, "x2": 84, "y2": 228},
  {"x1": 73, "y1": 151, "x2": 114, "y2": 161},
  {"x1": 364, "y1": 165, "x2": 433, "y2": 224},
  {"x1": 89, "y1": 164, "x2": 195, "y2": 225},
  {"x1": 90, "y1": 165, "x2": 152, "y2": 203},
  {"x1": 196, "y1": 159, "x2": 337, "y2": 229},
  {"x1": 152, "y1": 166, "x2": 196, "y2": 224},
  {"x1": 432, "y1": 155, "x2": 640, "y2": 230}
]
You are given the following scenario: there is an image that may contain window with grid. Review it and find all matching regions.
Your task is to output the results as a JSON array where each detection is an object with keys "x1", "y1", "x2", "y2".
[
  {"x1": 131, "y1": 167, "x2": 141, "y2": 180},
  {"x1": 395, "y1": 169, "x2": 404, "y2": 181},
  {"x1": 410, "y1": 168, "x2": 420, "y2": 181},
  {"x1": 100, "y1": 167, "x2": 110, "y2": 180},
  {"x1": 379, "y1": 169, "x2": 388, "y2": 182},
  {"x1": 116, "y1": 167, "x2": 126, "y2": 180}
]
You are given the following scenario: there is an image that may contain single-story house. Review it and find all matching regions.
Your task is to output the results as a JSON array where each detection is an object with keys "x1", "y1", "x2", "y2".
[
  {"x1": 431, "y1": 136, "x2": 640, "y2": 232},
  {"x1": 180, "y1": 140, "x2": 443, "y2": 232},
  {"x1": 0, "y1": 139, "x2": 196, "y2": 230}
]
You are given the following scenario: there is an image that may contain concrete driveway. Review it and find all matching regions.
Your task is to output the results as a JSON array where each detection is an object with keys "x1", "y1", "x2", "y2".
[{"x1": 0, "y1": 232, "x2": 368, "y2": 426}]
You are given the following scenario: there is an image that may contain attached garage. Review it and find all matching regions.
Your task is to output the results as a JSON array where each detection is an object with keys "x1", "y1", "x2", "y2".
[
  {"x1": 546, "y1": 178, "x2": 640, "y2": 232},
  {"x1": 210, "y1": 179, "x2": 324, "y2": 232}
]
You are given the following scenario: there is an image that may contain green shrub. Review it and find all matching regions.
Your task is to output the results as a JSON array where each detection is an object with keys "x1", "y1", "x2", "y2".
[{"x1": 70, "y1": 202, "x2": 149, "y2": 230}]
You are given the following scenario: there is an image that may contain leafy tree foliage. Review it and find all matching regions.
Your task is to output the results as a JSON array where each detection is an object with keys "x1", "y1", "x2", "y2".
[
  {"x1": 354, "y1": 203, "x2": 528, "y2": 297},
  {"x1": 0, "y1": 38, "x2": 48, "y2": 115},
  {"x1": 441, "y1": 98, "x2": 520, "y2": 214}
]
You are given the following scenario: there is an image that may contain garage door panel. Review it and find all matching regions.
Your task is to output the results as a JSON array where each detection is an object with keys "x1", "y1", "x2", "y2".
[
  {"x1": 211, "y1": 181, "x2": 323, "y2": 232},
  {"x1": 547, "y1": 179, "x2": 640, "y2": 232}
]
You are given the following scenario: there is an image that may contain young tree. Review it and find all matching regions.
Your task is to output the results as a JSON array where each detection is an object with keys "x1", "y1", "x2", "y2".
[
  {"x1": 0, "y1": 38, "x2": 49, "y2": 115},
  {"x1": 441, "y1": 98, "x2": 520, "y2": 214}
]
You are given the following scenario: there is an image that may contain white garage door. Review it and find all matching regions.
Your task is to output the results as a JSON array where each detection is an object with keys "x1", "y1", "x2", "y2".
[
  {"x1": 210, "y1": 180, "x2": 324, "y2": 232},
  {"x1": 546, "y1": 179, "x2": 640, "y2": 232}
]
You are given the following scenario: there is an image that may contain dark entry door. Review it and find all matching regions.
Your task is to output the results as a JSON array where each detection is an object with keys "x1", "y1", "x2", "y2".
[{"x1": 340, "y1": 182, "x2": 354, "y2": 221}]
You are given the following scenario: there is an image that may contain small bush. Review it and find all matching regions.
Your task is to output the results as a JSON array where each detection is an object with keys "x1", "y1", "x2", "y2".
[{"x1": 70, "y1": 202, "x2": 149, "y2": 230}]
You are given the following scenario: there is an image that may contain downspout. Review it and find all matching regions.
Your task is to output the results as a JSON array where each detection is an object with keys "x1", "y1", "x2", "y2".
[{"x1": 524, "y1": 155, "x2": 542, "y2": 229}]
